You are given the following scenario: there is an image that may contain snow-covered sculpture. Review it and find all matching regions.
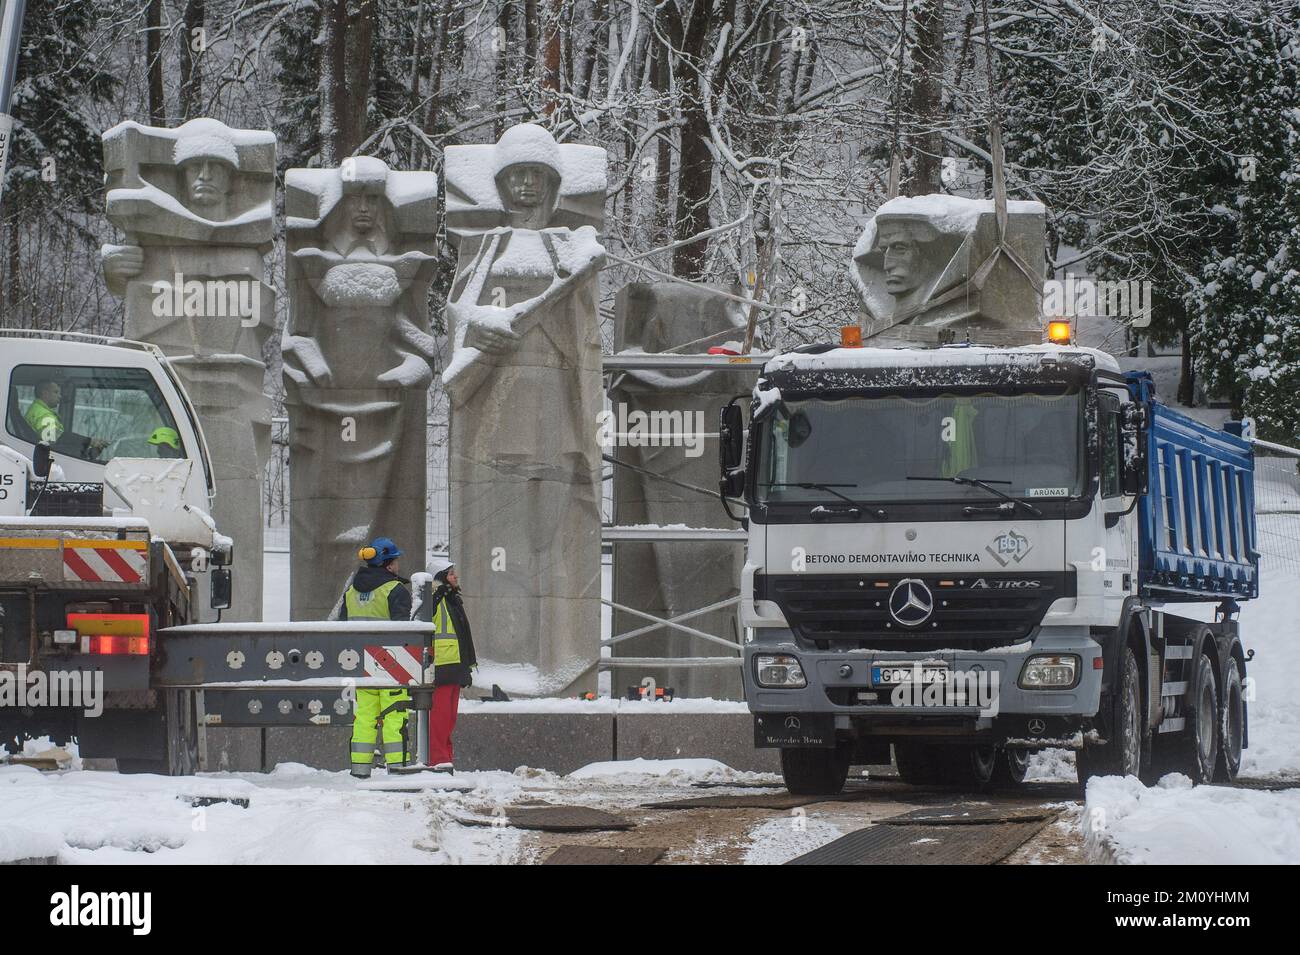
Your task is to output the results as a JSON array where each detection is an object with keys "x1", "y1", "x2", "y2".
[
  {"x1": 852, "y1": 194, "x2": 1047, "y2": 346},
  {"x1": 443, "y1": 123, "x2": 606, "y2": 694},
  {"x1": 282, "y1": 157, "x2": 439, "y2": 620},
  {"x1": 608, "y1": 283, "x2": 752, "y2": 698},
  {"x1": 101, "y1": 118, "x2": 277, "y2": 621}
]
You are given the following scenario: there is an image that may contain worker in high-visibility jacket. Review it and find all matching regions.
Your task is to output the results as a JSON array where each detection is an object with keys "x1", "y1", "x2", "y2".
[
  {"x1": 427, "y1": 557, "x2": 476, "y2": 772},
  {"x1": 340, "y1": 537, "x2": 412, "y2": 779}
]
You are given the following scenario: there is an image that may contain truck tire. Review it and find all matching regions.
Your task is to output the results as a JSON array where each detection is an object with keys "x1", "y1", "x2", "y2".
[
  {"x1": 893, "y1": 743, "x2": 942, "y2": 785},
  {"x1": 1077, "y1": 646, "x2": 1147, "y2": 785},
  {"x1": 992, "y1": 747, "x2": 1030, "y2": 787},
  {"x1": 780, "y1": 744, "x2": 851, "y2": 795},
  {"x1": 1215, "y1": 659, "x2": 1244, "y2": 782},
  {"x1": 937, "y1": 745, "x2": 998, "y2": 791},
  {"x1": 1177, "y1": 652, "x2": 1220, "y2": 784}
]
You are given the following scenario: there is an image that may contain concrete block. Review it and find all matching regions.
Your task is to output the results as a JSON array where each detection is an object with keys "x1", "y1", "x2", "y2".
[
  {"x1": 263, "y1": 726, "x2": 352, "y2": 772},
  {"x1": 203, "y1": 727, "x2": 263, "y2": 773},
  {"x1": 452, "y1": 712, "x2": 614, "y2": 774},
  {"x1": 615, "y1": 712, "x2": 780, "y2": 773}
]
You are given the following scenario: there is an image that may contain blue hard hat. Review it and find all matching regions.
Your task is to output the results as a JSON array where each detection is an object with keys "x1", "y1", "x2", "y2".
[{"x1": 359, "y1": 537, "x2": 402, "y2": 566}]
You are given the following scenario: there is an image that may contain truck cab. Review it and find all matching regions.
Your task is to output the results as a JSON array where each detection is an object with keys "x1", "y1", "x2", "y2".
[
  {"x1": 721, "y1": 342, "x2": 1255, "y2": 794},
  {"x1": 0, "y1": 330, "x2": 219, "y2": 551}
]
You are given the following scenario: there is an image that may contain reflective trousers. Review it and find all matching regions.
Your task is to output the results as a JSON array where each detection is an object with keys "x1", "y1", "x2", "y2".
[{"x1": 350, "y1": 687, "x2": 410, "y2": 777}]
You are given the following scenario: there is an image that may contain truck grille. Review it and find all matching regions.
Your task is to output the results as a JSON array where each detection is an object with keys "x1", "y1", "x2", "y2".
[{"x1": 755, "y1": 571, "x2": 1074, "y2": 651}]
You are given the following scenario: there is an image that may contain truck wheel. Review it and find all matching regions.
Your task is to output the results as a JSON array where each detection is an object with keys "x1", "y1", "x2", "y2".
[
  {"x1": 1077, "y1": 646, "x2": 1147, "y2": 785},
  {"x1": 1178, "y1": 652, "x2": 1220, "y2": 785},
  {"x1": 1215, "y1": 659, "x2": 1244, "y2": 782},
  {"x1": 893, "y1": 743, "x2": 942, "y2": 785},
  {"x1": 992, "y1": 748, "x2": 1030, "y2": 787},
  {"x1": 780, "y1": 744, "x2": 851, "y2": 796},
  {"x1": 937, "y1": 745, "x2": 998, "y2": 791}
]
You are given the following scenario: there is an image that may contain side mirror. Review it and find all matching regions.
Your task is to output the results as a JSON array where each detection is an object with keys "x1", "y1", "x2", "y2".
[
  {"x1": 210, "y1": 568, "x2": 232, "y2": 610},
  {"x1": 32, "y1": 443, "x2": 51, "y2": 480},
  {"x1": 1120, "y1": 404, "x2": 1148, "y2": 496},
  {"x1": 719, "y1": 402, "x2": 744, "y2": 473}
]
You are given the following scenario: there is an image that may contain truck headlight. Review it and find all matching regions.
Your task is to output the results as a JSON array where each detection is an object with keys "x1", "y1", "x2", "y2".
[
  {"x1": 755, "y1": 654, "x2": 806, "y2": 688},
  {"x1": 1019, "y1": 655, "x2": 1079, "y2": 689}
]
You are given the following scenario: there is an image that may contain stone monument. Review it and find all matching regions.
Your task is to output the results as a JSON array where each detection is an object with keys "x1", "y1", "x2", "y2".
[
  {"x1": 281, "y1": 157, "x2": 439, "y2": 620},
  {"x1": 608, "y1": 283, "x2": 753, "y2": 698},
  {"x1": 852, "y1": 194, "x2": 1047, "y2": 346},
  {"x1": 102, "y1": 118, "x2": 277, "y2": 621},
  {"x1": 443, "y1": 123, "x2": 606, "y2": 694}
]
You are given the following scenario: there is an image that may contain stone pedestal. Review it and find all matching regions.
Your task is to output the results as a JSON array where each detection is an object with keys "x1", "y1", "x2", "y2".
[
  {"x1": 609, "y1": 283, "x2": 752, "y2": 698},
  {"x1": 102, "y1": 119, "x2": 277, "y2": 621},
  {"x1": 443, "y1": 124, "x2": 607, "y2": 694},
  {"x1": 281, "y1": 158, "x2": 439, "y2": 619}
]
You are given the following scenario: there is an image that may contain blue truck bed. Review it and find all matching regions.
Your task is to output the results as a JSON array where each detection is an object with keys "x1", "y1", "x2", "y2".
[{"x1": 1127, "y1": 372, "x2": 1258, "y2": 600}]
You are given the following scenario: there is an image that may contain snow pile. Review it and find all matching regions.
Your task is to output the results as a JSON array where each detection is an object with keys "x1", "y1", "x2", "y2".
[
  {"x1": 1083, "y1": 773, "x2": 1300, "y2": 865},
  {"x1": 0, "y1": 763, "x2": 450, "y2": 865},
  {"x1": 743, "y1": 815, "x2": 844, "y2": 865},
  {"x1": 569, "y1": 758, "x2": 732, "y2": 781}
]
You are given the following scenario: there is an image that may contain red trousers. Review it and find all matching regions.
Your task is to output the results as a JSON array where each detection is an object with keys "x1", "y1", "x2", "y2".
[{"x1": 428, "y1": 684, "x2": 460, "y2": 765}]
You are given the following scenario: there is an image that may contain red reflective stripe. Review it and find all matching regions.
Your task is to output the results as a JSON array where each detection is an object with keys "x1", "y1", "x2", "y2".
[
  {"x1": 62, "y1": 548, "x2": 100, "y2": 581},
  {"x1": 367, "y1": 646, "x2": 411, "y2": 683},
  {"x1": 97, "y1": 547, "x2": 142, "y2": 583}
]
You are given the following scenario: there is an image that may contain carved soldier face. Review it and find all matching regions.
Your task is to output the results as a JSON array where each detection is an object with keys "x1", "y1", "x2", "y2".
[
  {"x1": 503, "y1": 163, "x2": 554, "y2": 210},
  {"x1": 346, "y1": 192, "x2": 380, "y2": 236},
  {"x1": 181, "y1": 158, "x2": 234, "y2": 216},
  {"x1": 878, "y1": 223, "x2": 925, "y2": 296}
]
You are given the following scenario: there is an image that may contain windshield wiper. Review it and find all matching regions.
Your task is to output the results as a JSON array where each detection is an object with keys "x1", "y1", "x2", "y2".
[
  {"x1": 760, "y1": 482, "x2": 887, "y2": 519},
  {"x1": 906, "y1": 475, "x2": 1043, "y2": 518}
]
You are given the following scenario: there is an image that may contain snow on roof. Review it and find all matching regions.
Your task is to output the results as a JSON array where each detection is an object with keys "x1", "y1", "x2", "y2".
[{"x1": 763, "y1": 343, "x2": 1121, "y2": 375}]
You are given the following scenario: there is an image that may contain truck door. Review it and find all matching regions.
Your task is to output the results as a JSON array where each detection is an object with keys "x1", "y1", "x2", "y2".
[{"x1": 1097, "y1": 391, "x2": 1132, "y2": 615}]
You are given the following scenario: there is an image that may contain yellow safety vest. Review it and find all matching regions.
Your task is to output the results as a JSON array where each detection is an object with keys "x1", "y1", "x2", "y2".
[
  {"x1": 24, "y1": 398, "x2": 63, "y2": 442},
  {"x1": 345, "y1": 579, "x2": 401, "y2": 619},
  {"x1": 433, "y1": 598, "x2": 460, "y2": 666}
]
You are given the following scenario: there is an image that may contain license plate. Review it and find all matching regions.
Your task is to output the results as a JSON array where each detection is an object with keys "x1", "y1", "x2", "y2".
[{"x1": 872, "y1": 662, "x2": 950, "y2": 687}]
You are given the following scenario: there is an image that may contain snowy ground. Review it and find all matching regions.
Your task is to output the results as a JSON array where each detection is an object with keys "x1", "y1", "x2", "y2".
[
  {"x1": 1084, "y1": 774, "x2": 1300, "y2": 865},
  {"x1": 0, "y1": 757, "x2": 806, "y2": 865}
]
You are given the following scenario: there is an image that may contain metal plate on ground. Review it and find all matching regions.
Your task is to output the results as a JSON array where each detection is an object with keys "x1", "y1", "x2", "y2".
[
  {"x1": 459, "y1": 806, "x2": 634, "y2": 832},
  {"x1": 543, "y1": 845, "x2": 665, "y2": 865},
  {"x1": 786, "y1": 819, "x2": 1049, "y2": 865},
  {"x1": 1223, "y1": 777, "x2": 1300, "y2": 792},
  {"x1": 880, "y1": 803, "x2": 1061, "y2": 825}
]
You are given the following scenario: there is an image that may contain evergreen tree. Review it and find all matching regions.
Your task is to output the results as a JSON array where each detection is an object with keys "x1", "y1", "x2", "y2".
[{"x1": 1188, "y1": 9, "x2": 1300, "y2": 443}]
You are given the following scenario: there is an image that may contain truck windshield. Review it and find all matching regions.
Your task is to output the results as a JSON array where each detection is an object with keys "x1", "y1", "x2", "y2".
[{"x1": 756, "y1": 389, "x2": 1085, "y2": 505}]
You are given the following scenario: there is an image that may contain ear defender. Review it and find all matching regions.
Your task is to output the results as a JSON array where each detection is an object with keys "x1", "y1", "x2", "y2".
[{"x1": 359, "y1": 546, "x2": 377, "y2": 562}]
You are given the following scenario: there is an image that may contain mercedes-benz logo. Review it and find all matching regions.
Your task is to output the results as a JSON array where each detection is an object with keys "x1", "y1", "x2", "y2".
[
  {"x1": 784, "y1": 716, "x2": 801, "y2": 730},
  {"x1": 888, "y1": 578, "x2": 934, "y2": 627},
  {"x1": 1027, "y1": 718, "x2": 1047, "y2": 736}
]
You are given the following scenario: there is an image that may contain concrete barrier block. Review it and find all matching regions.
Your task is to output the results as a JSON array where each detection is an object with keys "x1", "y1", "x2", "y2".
[
  {"x1": 263, "y1": 726, "x2": 352, "y2": 772},
  {"x1": 453, "y1": 712, "x2": 614, "y2": 774},
  {"x1": 616, "y1": 712, "x2": 780, "y2": 773},
  {"x1": 203, "y1": 727, "x2": 263, "y2": 773}
]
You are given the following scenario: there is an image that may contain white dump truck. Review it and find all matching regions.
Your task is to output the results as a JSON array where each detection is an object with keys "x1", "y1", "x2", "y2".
[{"x1": 720, "y1": 340, "x2": 1255, "y2": 794}]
